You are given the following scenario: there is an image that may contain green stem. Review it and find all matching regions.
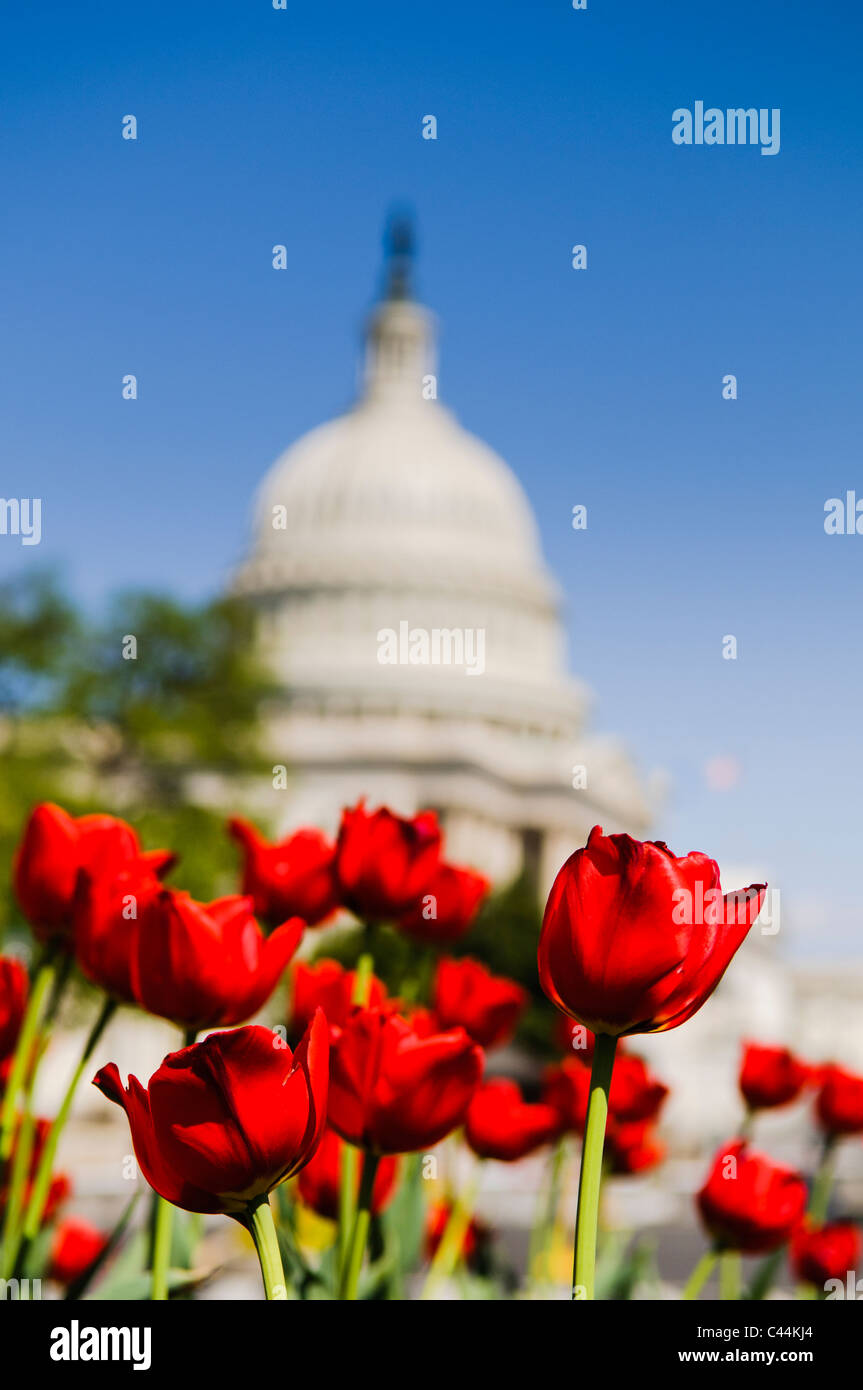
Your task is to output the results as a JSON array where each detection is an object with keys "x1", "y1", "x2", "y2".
[
  {"x1": 148, "y1": 1028, "x2": 196, "y2": 1301},
  {"x1": 0, "y1": 1110, "x2": 36, "y2": 1277},
  {"x1": 352, "y1": 950, "x2": 374, "y2": 1006},
  {"x1": 0, "y1": 952, "x2": 57, "y2": 1163},
  {"x1": 808, "y1": 1136, "x2": 836, "y2": 1223},
  {"x1": 335, "y1": 972, "x2": 372, "y2": 1286},
  {"x1": 247, "y1": 1193, "x2": 288, "y2": 1300},
  {"x1": 340, "y1": 1149, "x2": 380, "y2": 1300},
  {"x1": 22, "y1": 996, "x2": 116, "y2": 1242},
  {"x1": 572, "y1": 1032, "x2": 617, "y2": 1300},
  {"x1": 720, "y1": 1250, "x2": 741, "y2": 1300},
  {"x1": 338, "y1": 1142, "x2": 358, "y2": 1276},
  {"x1": 43, "y1": 953, "x2": 74, "y2": 1031},
  {"x1": 151, "y1": 1196, "x2": 174, "y2": 1301},
  {"x1": 683, "y1": 1248, "x2": 719, "y2": 1300}
]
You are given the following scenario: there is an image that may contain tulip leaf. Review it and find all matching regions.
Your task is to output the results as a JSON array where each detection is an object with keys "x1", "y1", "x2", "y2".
[
  {"x1": 78, "y1": 1228, "x2": 149, "y2": 1298},
  {"x1": 744, "y1": 1248, "x2": 785, "y2": 1301},
  {"x1": 76, "y1": 1228, "x2": 208, "y2": 1301},
  {"x1": 19, "y1": 1224, "x2": 54, "y2": 1281},
  {"x1": 594, "y1": 1231, "x2": 657, "y2": 1301},
  {"x1": 274, "y1": 1222, "x2": 334, "y2": 1300},
  {"x1": 85, "y1": 1267, "x2": 206, "y2": 1301},
  {"x1": 358, "y1": 1252, "x2": 399, "y2": 1300},
  {"x1": 381, "y1": 1153, "x2": 425, "y2": 1292},
  {"x1": 65, "y1": 1193, "x2": 140, "y2": 1300}
]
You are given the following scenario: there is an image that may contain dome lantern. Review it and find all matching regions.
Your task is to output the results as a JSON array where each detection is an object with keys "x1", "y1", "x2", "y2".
[{"x1": 364, "y1": 216, "x2": 435, "y2": 405}]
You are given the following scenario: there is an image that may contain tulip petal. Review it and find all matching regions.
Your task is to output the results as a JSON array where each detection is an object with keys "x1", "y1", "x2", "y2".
[
  {"x1": 148, "y1": 1039, "x2": 272, "y2": 1203},
  {"x1": 539, "y1": 826, "x2": 763, "y2": 1037},
  {"x1": 639, "y1": 885, "x2": 766, "y2": 1034},
  {"x1": 219, "y1": 916, "x2": 305, "y2": 1027},
  {"x1": 93, "y1": 1063, "x2": 224, "y2": 1213}
]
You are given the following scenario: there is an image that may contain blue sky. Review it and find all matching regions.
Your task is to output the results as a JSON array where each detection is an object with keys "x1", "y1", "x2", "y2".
[{"x1": 1, "y1": 1, "x2": 861, "y2": 955}]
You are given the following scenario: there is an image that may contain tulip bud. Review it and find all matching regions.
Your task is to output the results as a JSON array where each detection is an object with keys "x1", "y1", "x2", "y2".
[
  {"x1": 130, "y1": 889, "x2": 304, "y2": 1030},
  {"x1": 465, "y1": 1078, "x2": 562, "y2": 1162},
  {"x1": 696, "y1": 1141, "x2": 807, "y2": 1254},
  {"x1": 229, "y1": 818, "x2": 340, "y2": 928},
  {"x1": 335, "y1": 801, "x2": 441, "y2": 922},
  {"x1": 538, "y1": 826, "x2": 766, "y2": 1037},
  {"x1": 0, "y1": 955, "x2": 28, "y2": 1061},
  {"x1": 815, "y1": 1064, "x2": 863, "y2": 1137},
  {"x1": 738, "y1": 1041, "x2": 811, "y2": 1111},
  {"x1": 431, "y1": 957, "x2": 526, "y2": 1049},
  {"x1": 328, "y1": 1007, "x2": 483, "y2": 1154}
]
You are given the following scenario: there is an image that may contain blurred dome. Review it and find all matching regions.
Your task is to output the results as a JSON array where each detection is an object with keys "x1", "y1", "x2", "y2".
[
  {"x1": 237, "y1": 297, "x2": 558, "y2": 634},
  {"x1": 231, "y1": 221, "x2": 649, "y2": 882},
  {"x1": 234, "y1": 263, "x2": 579, "y2": 712}
]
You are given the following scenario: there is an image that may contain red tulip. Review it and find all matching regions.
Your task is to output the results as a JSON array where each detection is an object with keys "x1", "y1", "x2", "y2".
[
  {"x1": 93, "y1": 1015, "x2": 329, "y2": 1214},
  {"x1": 606, "y1": 1053, "x2": 669, "y2": 1123},
  {"x1": 49, "y1": 1217, "x2": 108, "y2": 1285},
  {"x1": 130, "y1": 889, "x2": 303, "y2": 1030},
  {"x1": 543, "y1": 1051, "x2": 668, "y2": 1131},
  {"x1": 328, "y1": 1007, "x2": 483, "y2": 1154},
  {"x1": 397, "y1": 1003, "x2": 440, "y2": 1037},
  {"x1": 73, "y1": 867, "x2": 162, "y2": 1003},
  {"x1": 431, "y1": 957, "x2": 526, "y2": 1049},
  {"x1": 696, "y1": 1141, "x2": 807, "y2": 1254},
  {"x1": 465, "y1": 1078, "x2": 562, "y2": 1161},
  {"x1": 426, "y1": 1200, "x2": 490, "y2": 1267},
  {"x1": 13, "y1": 803, "x2": 174, "y2": 946},
  {"x1": 538, "y1": 826, "x2": 766, "y2": 1037},
  {"x1": 739, "y1": 1042, "x2": 811, "y2": 1111},
  {"x1": 0, "y1": 955, "x2": 28, "y2": 1061},
  {"x1": 792, "y1": 1221, "x2": 862, "y2": 1288},
  {"x1": 228, "y1": 818, "x2": 340, "y2": 928},
  {"x1": 398, "y1": 862, "x2": 489, "y2": 946},
  {"x1": 296, "y1": 1125, "x2": 398, "y2": 1221},
  {"x1": 289, "y1": 959, "x2": 387, "y2": 1037},
  {"x1": 542, "y1": 1059, "x2": 590, "y2": 1131},
  {"x1": 815, "y1": 1064, "x2": 863, "y2": 1137},
  {"x1": 335, "y1": 801, "x2": 441, "y2": 921},
  {"x1": 605, "y1": 1121, "x2": 665, "y2": 1176},
  {"x1": 42, "y1": 1173, "x2": 72, "y2": 1221}
]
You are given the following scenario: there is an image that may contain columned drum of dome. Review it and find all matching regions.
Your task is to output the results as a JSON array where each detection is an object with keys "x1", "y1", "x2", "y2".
[{"x1": 232, "y1": 225, "x2": 650, "y2": 891}]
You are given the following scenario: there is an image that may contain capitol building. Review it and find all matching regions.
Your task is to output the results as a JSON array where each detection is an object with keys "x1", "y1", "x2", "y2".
[
  {"x1": 226, "y1": 222, "x2": 863, "y2": 1150},
  {"x1": 232, "y1": 224, "x2": 651, "y2": 894}
]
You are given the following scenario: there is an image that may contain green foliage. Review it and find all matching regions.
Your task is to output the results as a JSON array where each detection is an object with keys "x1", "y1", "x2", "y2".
[
  {"x1": 132, "y1": 804, "x2": 245, "y2": 904},
  {"x1": 0, "y1": 570, "x2": 80, "y2": 713},
  {"x1": 0, "y1": 571, "x2": 273, "y2": 941},
  {"x1": 61, "y1": 590, "x2": 276, "y2": 799}
]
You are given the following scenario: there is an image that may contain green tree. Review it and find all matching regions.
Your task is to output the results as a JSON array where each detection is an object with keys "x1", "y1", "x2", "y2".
[{"x1": 0, "y1": 572, "x2": 276, "y2": 936}]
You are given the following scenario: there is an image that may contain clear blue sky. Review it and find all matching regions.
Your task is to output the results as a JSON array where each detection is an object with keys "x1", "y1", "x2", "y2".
[{"x1": 1, "y1": 1, "x2": 861, "y2": 956}]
